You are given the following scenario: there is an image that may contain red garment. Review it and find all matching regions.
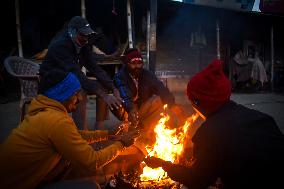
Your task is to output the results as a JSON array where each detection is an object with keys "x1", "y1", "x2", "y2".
[
  {"x1": 259, "y1": 0, "x2": 284, "y2": 14},
  {"x1": 122, "y1": 49, "x2": 142, "y2": 64},
  {"x1": 187, "y1": 59, "x2": 231, "y2": 114}
]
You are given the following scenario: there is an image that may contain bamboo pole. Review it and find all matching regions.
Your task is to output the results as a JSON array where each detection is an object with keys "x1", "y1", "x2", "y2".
[
  {"x1": 216, "y1": 20, "x2": 220, "y2": 60},
  {"x1": 146, "y1": 10, "x2": 150, "y2": 69},
  {"x1": 270, "y1": 25, "x2": 274, "y2": 91},
  {"x1": 149, "y1": 0, "x2": 157, "y2": 73},
  {"x1": 81, "y1": 0, "x2": 86, "y2": 18},
  {"x1": 15, "y1": 0, "x2": 23, "y2": 57},
  {"x1": 81, "y1": 0, "x2": 86, "y2": 74},
  {"x1": 127, "y1": 0, "x2": 134, "y2": 48}
]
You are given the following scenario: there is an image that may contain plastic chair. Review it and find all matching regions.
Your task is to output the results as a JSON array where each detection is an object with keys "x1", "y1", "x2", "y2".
[{"x1": 4, "y1": 56, "x2": 40, "y2": 122}]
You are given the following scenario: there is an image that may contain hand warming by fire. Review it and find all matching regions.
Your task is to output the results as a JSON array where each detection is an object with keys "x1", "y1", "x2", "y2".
[{"x1": 139, "y1": 105, "x2": 198, "y2": 182}]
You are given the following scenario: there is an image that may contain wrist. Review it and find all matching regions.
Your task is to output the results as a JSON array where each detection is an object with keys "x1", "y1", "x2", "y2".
[
  {"x1": 161, "y1": 161, "x2": 171, "y2": 169},
  {"x1": 119, "y1": 139, "x2": 127, "y2": 147},
  {"x1": 97, "y1": 89, "x2": 107, "y2": 98}
]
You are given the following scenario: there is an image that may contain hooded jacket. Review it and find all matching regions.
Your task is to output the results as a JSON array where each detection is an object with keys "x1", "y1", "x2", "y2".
[{"x1": 0, "y1": 95, "x2": 124, "y2": 189}]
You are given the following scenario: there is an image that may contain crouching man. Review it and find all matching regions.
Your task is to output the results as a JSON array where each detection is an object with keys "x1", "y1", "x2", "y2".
[
  {"x1": 144, "y1": 59, "x2": 284, "y2": 189},
  {"x1": 0, "y1": 70, "x2": 139, "y2": 189}
]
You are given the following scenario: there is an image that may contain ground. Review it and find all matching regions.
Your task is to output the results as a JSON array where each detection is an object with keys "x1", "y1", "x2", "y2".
[
  {"x1": 0, "y1": 79, "x2": 284, "y2": 188},
  {"x1": 1, "y1": 89, "x2": 284, "y2": 143}
]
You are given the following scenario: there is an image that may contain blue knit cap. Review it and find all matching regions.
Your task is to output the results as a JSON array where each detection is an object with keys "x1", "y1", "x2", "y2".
[{"x1": 44, "y1": 72, "x2": 81, "y2": 102}]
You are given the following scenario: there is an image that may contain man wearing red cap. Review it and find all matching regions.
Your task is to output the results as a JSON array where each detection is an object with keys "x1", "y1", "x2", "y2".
[
  {"x1": 144, "y1": 59, "x2": 284, "y2": 188},
  {"x1": 112, "y1": 48, "x2": 186, "y2": 154}
]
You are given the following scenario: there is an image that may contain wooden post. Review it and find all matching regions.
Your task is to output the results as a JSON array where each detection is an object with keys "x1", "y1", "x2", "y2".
[
  {"x1": 15, "y1": 0, "x2": 23, "y2": 57},
  {"x1": 216, "y1": 20, "x2": 220, "y2": 60},
  {"x1": 81, "y1": 0, "x2": 86, "y2": 18},
  {"x1": 127, "y1": 0, "x2": 134, "y2": 48},
  {"x1": 270, "y1": 25, "x2": 274, "y2": 91},
  {"x1": 146, "y1": 10, "x2": 150, "y2": 69},
  {"x1": 149, "y1": 0, "x2": 157, "y2": 73},
  {"x1": 81, "y1": 0, "x2": 86, "y2": 74}
]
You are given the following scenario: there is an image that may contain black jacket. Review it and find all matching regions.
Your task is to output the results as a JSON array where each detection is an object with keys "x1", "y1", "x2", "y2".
[
  {"x1": 113, "y1": 67, "x2": 175, "y2": 112},
  {"x1": 163, "y1": 101, "x2": 284, "y2": 189},
  {"x1": 40, "y1": 32, "x2": 114, "y2": 97}
]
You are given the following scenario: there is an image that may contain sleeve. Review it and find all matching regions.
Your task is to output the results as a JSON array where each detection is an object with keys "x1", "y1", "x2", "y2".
[
  {"x1": 49, "y1": 118, "x2": 124, "y2": 175},
  {"x1": 83, "y1": 47, "x2": 115, "y2": 91},
  {"x1": 78, "y1": 130, "x2": 108, "y2": 144},
  {"x1": 148, "y1": 72, "x2": 175, "y2": 107},
  {"x1": 47, "y1": 46, "x2": 107, "y2": 97},
  {"x1": 113, "y1": 71, "x2": 134, "y2": 112},
  {"x1": 162, "y1": 125, "x2": 221, "y2": 188}
]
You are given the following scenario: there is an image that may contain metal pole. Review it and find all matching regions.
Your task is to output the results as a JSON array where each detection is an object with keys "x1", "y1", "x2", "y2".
[
  {"x1": 149, "y1": 0, "x2": 157, "y2": 73},
  {"x1": 216, "y1": 20, "x2": 220, "y2": 60},
  {"x1": 146, "y1": 10, "x2": 150, "y2": 69},
  {"x1": 81, "y1": 0, "x2": 86, "y2": 18},
  {"x1": 15, "y1": 0, "x2": 23, "y2": 57},
  {"x1": 127, "y1": 0, "x2": 134, "y2": 48},
  {"x1": 270, "y1": 25, "x2": 274, "y2": 91}
]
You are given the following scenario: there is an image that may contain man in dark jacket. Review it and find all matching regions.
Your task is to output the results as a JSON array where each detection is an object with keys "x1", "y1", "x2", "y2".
[
  {"x1": 144, "y1": 59, "x2": 284, "y2": 189},
  {"x1": 113, "y1": 48, "x2": 186, "y2": 154},
  {"x1": 40, "y1": 16, "x2": 121, "y2": 130}
]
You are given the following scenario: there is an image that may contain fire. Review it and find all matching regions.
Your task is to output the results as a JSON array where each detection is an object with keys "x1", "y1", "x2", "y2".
[{"x1": 140, "y1": 105, "x2": 198, "y2": 181}]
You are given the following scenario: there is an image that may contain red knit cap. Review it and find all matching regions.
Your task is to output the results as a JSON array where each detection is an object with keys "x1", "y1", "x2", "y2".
[
  {"x1": 122, "y1": 49, "x2": 143, "y2": 64},
  {"x1": 187, "y1": 59, "x2": 231, "y2": 115}
]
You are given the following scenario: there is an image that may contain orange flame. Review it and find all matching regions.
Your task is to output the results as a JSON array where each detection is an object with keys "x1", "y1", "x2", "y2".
[{"x1": 140, "y1": 105, "x2": 198, "y2": 181}]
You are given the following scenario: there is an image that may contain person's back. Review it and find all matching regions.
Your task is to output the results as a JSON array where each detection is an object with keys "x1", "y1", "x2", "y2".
[
  {"x1": 40, "y1": 31, "x2": 78, "y2": 76},
  {"x1": 144, "y1": 59, "x2": 284, "y2": 189},
  {"x1": 200, "y1": 100, "x2": 284, "y2": 188}
]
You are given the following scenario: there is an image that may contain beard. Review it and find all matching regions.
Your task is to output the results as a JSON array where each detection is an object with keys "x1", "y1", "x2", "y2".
[{"x1": 129, "y1": 68, "x2": 142, "y2": 78}]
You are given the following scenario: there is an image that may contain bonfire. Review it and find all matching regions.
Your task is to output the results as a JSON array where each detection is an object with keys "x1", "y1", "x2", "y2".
[{"x1": 139, "y1": 105, "x2": 198, "y2": 185}]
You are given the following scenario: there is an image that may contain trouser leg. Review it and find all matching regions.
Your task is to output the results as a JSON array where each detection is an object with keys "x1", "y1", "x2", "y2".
[
  {"x1": 94, "y1": 96, "x2": 109, "y2": 130},
  {"x1": 72, "y1": 90, "x2": 88, "y2": 130}
]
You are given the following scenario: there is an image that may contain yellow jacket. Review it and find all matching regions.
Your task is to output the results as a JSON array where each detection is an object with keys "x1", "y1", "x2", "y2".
[{"x1": 0, "y1": 95, "x2": 124, "y2": 189}]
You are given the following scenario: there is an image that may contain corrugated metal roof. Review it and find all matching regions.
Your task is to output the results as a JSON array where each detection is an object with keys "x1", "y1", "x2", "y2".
[{"x1": 173, "y1": 0, "x2": 255, "y2": 12}]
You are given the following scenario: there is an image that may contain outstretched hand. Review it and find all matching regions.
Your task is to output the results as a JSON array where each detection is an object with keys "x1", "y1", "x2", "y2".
[
  {"x1": 120, "y1": 129, "x2": 140, "y2": 147},
  {"x1": 144, "y1": 156, "x2": 165, "y2": 169},
  {"x1": 113, "y1": 88, "x2": 122, "y2": 102},
  {"x1": 108, "y1": 122, "x2": 125, "y2": 135},
  {"x1": 103, "y1": 94, "x2": 122, "y2": 110},
  {"x1": 170, "y1": 104, "x2": 187, "y2": 123}
]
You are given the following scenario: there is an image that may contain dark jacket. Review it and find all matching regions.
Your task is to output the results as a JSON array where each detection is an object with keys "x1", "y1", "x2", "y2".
[
  {"x1": 40, "y1": 31, "x2": 115, "y2": 97},
  {"x1": 113, "y1": 67, "x2": 175, "y2": 112},
  {"x1": 162, "y1": 101, "x2": 284, "y2": 189}
]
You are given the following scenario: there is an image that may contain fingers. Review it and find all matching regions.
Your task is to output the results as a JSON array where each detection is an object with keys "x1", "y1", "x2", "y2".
[
  {"x1": 106, "y1": 96, "x2": 122, "y2": 110},
  {"x1": 125, "y1": 129, "x2": 140, "y2": 139},
  {"x1": 144, "y1": 156, "x2": 163, "y2": 168}
]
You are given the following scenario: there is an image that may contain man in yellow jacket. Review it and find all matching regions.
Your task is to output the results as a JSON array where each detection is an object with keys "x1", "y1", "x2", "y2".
[{"x1": 0, "y1": 70, "x2": 138, "y2": 189}]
